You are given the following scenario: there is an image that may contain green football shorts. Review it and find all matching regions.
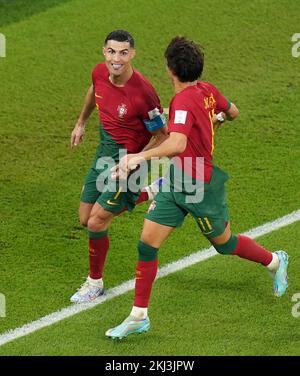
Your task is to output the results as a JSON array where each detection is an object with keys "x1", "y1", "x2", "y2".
[
  {"x1": 80, "y1": 166, "x2": 140, "y2": 214},
  {"x1": 145, "y1": 165, "x2": 229, "y2": 239}
]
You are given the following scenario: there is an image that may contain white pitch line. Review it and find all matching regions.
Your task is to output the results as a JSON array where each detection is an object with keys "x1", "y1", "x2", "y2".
[{"x1": 0, "y1": 209, "x2": 300, "y2": 347}]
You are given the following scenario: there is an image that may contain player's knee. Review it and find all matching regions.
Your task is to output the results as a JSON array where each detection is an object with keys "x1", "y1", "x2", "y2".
[
  {"x1": 87, "y1": 216, "x2": 107, "y2": 232},
  {"x1": 137, "y1": 240, "x2": 158, "y2": 261},
  {"x1": 212, "y1": 234, "x2": 238, "y2": 255}
]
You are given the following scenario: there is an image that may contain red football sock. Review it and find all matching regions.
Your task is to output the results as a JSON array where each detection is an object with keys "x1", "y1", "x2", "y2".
[
  {"x1": 134, "y1": 260, "x2": 158, "y2": 307},
  {"x1": 232, "y1": 234, "x2": 272, "y2": 266},
  {"x1": 88, "y1": 235, "x2": 110, "y2": 279}
]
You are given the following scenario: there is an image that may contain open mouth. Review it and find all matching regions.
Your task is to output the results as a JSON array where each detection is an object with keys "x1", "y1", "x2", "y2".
[{"x1": 111, "y1": 64, "x2": 123, "y2": 71}]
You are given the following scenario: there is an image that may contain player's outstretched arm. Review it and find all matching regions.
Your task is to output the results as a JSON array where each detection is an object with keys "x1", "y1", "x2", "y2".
[
  {"x1": 70, "y1": 85, "x2": 95, "y2": 147},
  {"x1": 142, "y1": 126, "x2": 169, "y2": 152},
  {"x1": 224, "y1": 102, "x2": 239, "y2": 121},
  {"x1": 111, "y1": 132, "x2": 187, "y2": 179}
]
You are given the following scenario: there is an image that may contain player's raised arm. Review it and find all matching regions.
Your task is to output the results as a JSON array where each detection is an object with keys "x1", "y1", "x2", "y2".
[
  {"x1": 217, "y1": 101, "x2": 239, "y2": 122},
  {"x1": 225, "y1": 102, "x2": 239, "y2": 120},
  {"x1": 71, "y1": 84, "x2": 95, "y2": 147},
  {"x1": 213, "y1": 101, "x2": 239, "y2": 128}
]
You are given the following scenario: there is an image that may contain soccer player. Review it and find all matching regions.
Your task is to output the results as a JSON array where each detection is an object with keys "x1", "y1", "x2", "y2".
[
  {"x1": 70, "y1": 30, "x2": 167, "y2": 303},
  {"x1": 106, "y1": 36, "x2": 289, "y2": 339}
]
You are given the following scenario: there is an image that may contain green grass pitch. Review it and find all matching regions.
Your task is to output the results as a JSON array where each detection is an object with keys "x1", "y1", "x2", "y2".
[{"x1": 0, "y1": 0, "x2": 299, "y2": 355}]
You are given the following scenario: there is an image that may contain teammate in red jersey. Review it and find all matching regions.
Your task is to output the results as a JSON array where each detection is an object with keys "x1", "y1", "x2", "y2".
[
  {"x1": 106, "y1": 36, "x2": 289, "y2": 339},
  {"x1": 70, "y1": 30, "x2": 167, "y2": 303}
]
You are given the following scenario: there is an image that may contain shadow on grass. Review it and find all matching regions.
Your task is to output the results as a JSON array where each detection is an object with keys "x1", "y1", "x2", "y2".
[{"x1": 0, "y1": 0, "x2": 73, "y2": 27}]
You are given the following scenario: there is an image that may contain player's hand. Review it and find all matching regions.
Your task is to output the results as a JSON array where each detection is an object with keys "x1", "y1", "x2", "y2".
[
  {"x1": 111, "y1": 154, "x2": 143, "y2": 180},
  {"x1": 70, "y1": 122, "x2": 85, "y2": 148},
  {"x1": 212, "y1": 113, "x2": 226, "y2": 130},
  {"x1": 212, "y1": 114, "x2": 221, "y2": 129}
]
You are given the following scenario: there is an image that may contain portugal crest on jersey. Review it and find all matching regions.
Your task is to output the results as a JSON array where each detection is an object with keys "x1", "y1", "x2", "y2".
[{"x1": 117, "y1": 103, "x2": 128, "y2": 118}]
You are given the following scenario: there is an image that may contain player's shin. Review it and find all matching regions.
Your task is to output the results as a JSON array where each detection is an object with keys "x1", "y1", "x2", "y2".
[
  {"x1": 212, "y1": 234, "x2": 288, "y2": 297},
  {"x1": 212, "y1": 234, "x2": 272, "y2": 265},
  {"x1": 231, "y1": 234, "x2": 273, "y2": 266},
  {"x1": 133, "y1": 240, "x2": 158, "y2": 315},
  {"x1": 88, "y1": 230, "x2": 110, "y2": 280},
  {"x1": 105, "y1": 240, "x2": 158, "y2": 338}
]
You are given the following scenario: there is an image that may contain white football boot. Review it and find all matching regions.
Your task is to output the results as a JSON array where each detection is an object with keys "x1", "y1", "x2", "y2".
[{"x1": 70, "y1": 276, "x2": 104, "y2": 303}]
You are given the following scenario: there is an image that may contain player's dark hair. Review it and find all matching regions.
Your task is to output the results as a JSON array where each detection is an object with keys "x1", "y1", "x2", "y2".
[
  {"x1": 165, "y1": 36, "x2": 204, "y2": 82},
  {"x1": 104, "y1": 29, "x2": 135, "y2": 48}
]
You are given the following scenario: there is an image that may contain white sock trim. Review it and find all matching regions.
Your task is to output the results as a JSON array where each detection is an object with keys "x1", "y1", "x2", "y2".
[
  {"x1": 87, "y1": 276, "x2": 103, "y2": 287},
  {"x1": 266, "y1": 253, "x2": 279, "y2": 272},
  {"x1": 130, "y1": 306, "x2": 148, "y2": 319}
]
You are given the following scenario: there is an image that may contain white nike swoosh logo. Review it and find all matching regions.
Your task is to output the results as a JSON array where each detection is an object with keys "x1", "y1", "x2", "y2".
[{"x1": 107, "y1": 200, "x2": 119, "y2": 206}]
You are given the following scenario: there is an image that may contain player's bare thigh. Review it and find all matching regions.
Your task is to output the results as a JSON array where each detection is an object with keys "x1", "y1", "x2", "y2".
[
  {"x1": 140, "y1": 219, "x2": 174, "y2": 248},
  {"x1": 209, "y1": 221, "x2": 231, "y2": 245}
]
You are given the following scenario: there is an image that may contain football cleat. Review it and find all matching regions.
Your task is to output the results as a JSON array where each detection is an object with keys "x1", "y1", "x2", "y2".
[
  {"x1": 273, "y1": 251, "x2": 289, "y2": 297},
  {"x1": 105, "y1": 315, "x2": 150, "y2": 339},
  {"x1": 144, "y1": 177, "x2": 165, "y2": 200},
  {"x1": 70, "y1": 276, "x2": 104, "y2": 303}
]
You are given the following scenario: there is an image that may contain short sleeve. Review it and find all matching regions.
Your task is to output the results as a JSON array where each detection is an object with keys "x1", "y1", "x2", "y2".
[
  {"x1": 168, "y1": 96, "x2": 194, "y2": 136},
  {"x1": 210, "y1": 84, "x2": 231, "y2": 112},
  {"x1": 91, "y1": 64, "x2": 102, "y2": 87}
]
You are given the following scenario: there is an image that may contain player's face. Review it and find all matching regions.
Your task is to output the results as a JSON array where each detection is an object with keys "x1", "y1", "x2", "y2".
[{"x1": 103, "y1": 40, "x2": 135, "y2": 77}]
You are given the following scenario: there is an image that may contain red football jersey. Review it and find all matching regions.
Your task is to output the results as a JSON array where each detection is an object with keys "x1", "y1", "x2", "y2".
[
  {"x1": 92, "y1": 63, "x2": 164, "y2": 153},
  {"x1": 168, "y1": 82, "x2": 230, "y2": 182}
]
